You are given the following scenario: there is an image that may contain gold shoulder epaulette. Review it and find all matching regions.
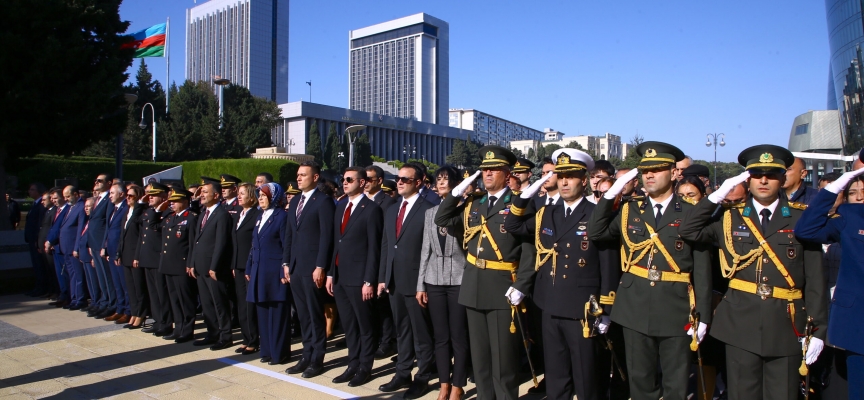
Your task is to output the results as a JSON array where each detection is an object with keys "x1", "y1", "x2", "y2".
[
  {"x1": 722, "y1": 202, "x2": 745, "y2": 209},
  {"x1": 788, "y1": 202, "x2": 808, "y2": 210},
  {"x1": 679, "y1": 196, "x2": 697, "y2": 205},
  {"x1": 512, "y1": 190, "x2": 522, "y2": 196},
  {"x1": 628, "y1": 195, "x2": 644, "y2": 202}
]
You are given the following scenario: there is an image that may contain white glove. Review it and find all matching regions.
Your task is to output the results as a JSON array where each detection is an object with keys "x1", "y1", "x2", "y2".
[
  {"x1": 805, "y1": 337, "x2": 824, "y2": 365},
  {"x1": 596, "y1": 315, "x2": 611, "y2": 335},
  {"x1": 505, "y1": 287, "x2": 525, "y2": 306},
  {"x1": 452, "y1": 170, "x2": 482, "y2": 197},
  {"x1": 824, "y1": 168, "x2": 864, "y2": 194},
  {"x1": 520, "y1": 171, "x2": 554, "y2": 199},
  {"x1": 603, "y1": 168, "x2": 639, "y2": 199},
  {"x1": 687, "y1": 322, "x2": 709, "y2": 344},
  {"x1": 707, "y1": 171, "x2": 750, "y2": 204}
]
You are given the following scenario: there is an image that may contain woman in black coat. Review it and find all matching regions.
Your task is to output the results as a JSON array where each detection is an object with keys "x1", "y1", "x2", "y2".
[
  {"x1": 118, "y1": 185, "x2": 148, "y2": 329},
  {"x1": 233, "y1": 183, "x2": 261, "y2": 355}
]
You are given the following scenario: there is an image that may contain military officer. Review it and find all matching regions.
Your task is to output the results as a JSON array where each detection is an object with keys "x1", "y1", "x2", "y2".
[
  {"x1": 159, "y1": 189, "x2": 198, "y2": 343},
  {"x1": 678, "y1": 145, "x2": 827, "y2": 400},
  {"x1": 435, "y1": 145, "x2": 536, "y2": 400},
  {"x1": 506, "y1": 148, "x2": 620, "y2": 400},
  {"x1": 220, "y1": 174, "x2": 243, "y2": 215},
  {"x1": 588, "y1": 142, "x2": 713, "y2": 400},
  {"x1": 137, "y1": 182, "x2": 173, "y2": 336},
  {"x1": 511, "y1": 157, "x2": 535, "y2": 192}
]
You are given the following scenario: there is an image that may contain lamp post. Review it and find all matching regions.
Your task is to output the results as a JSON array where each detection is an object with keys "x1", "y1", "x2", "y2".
[
  {"x1": 306, "y1": 80, "x2": 312, "y2": 103},
  {"x1": 214, "y1": 77, "x2": 231, "y2": 129},
  {"x1": 344, "y1": 125, "x2": 366, "y2": 167},
  {"x1": 705, "y1": 133, "x2": 726, "y2": 188},
  {"x1": 286, "y1": 138, "x2": 296, "y2": 154},
  {"x1": 139, "y1": 103, "x2": 157, "y2": 162},
  {"x1": 403, "y1": 144, "x2": 416, "y2": 162},
  {"x1": 337, "y1": 151, "x2": 345, "y2": 173}
]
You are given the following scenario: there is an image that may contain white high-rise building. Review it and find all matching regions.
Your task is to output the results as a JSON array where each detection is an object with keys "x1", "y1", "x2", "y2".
[
  {"x1": 186, "y1": 0, "x2": 288, "y2": 103},
  {"x1": 349, "y1": 13, "x2": 449, "y2": 125}
]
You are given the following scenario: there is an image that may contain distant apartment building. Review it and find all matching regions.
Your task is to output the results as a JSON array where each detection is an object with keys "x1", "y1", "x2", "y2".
[
  {"x1": 349, "y1": 13, "x2": 449, "y2": 125},
  {"x1": 448, "y1": 109, "x2": 544, "y2": 146},
  {"x1": 510, "y1": 131, "x2": 626, "y2": 160}
]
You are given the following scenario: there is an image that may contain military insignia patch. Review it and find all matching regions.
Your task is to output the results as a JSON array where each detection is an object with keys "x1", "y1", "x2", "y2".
[
  {"x1": 542, "y1": 228, "x2": 553, "y2": 236},
  {"x1": 581, "y1": 241, "x2": 589, "y2": 251},
  {"x1": 578, "y1": 258, "x2": 586, "y2": 267},
  {"x1": 578, "y1": 225, "x2": 586, "y2": 230},
  {"x1": 743, "y1": 207, "x2": 752, "y2": 217},
  {"x1": 645, "y1": 148, "x2": 657, "y2": 158},
  {"x1": 500, "y1": 224, "x2": 507, "y2": 234},
  {"x1": 176, "y1": 231, "x2": 182, "y2": 238},
  {"x1": 787, "y1": 246, "x2": 797, "y2": 259},
  {"x1": 485, "y1": 151, "x2": 495, "y2": 160},
  {"x1": 675, "y1": 240, "x2": 684, "y2": 251},
  {"x1": 760, "y1": 153, "x2": 774, "y2": 163},
  {"x1": 781, "y1": 206, "x2": 791, "y2": 217}
]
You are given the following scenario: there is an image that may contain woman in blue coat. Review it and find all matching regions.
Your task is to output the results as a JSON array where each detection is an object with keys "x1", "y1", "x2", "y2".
[
  {"x1": 246, "y1": 183, "x2": 292, "y2": 365},
  {"x1": 795, "y1": 166, "x2": 864, "y2": 400}
]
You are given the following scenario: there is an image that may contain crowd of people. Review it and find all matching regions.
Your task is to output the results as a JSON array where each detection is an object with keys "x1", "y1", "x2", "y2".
[{"x1": 18, "y1": 142, "x2": 864, "y2": 400}]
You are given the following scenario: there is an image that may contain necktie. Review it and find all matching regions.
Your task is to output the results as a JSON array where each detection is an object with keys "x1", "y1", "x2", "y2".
[
  {"x1": 341, "y1": 202, "x2": 353, "y2": 234},
  {"x1": 82, "y1": 221, "x2": 89, "y2": 236},
  {"x1": 566, "y1": 207, "x2": 573, "y2": 219},
  {"x1": 54, "y1": 207, "x2": 60, "y2": 222},
  {"x1": 396, "y1": 201, "x2": 408, "y2": 237},
  {"x1": 489, "y1": 196, "x2": 498, "y2": 208},
  {"x1": 654, "y1": 204, "x2": 663, "y2": 226},
  {"x1": 547, "y1": 197, "x2": 554, "y2": 206},
  {"x1": 108, "y1": 206, "x2": 118, "y2": 223},
  {"x1": 201, "y1": 209, "x2": 210, "y2": 230},
  {"x1": 760, "y1": 209, "x2": 771, "y2": 234},
  {"x1": 296, "y1": 195, "x2": 306, "y2": 220}
]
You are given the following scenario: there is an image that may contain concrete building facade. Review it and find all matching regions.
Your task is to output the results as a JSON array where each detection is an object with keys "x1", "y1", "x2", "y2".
[
  {"x1": 510, "y1": 132, "x2": 626, "y2": 160},
  {"x1": 448, "y1": 109, "x2": 544, "y2": 147}
]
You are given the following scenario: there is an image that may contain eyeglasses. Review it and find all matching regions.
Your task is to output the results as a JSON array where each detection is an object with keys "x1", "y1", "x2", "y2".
[
  {"x1": 126, "y1": 193, "x2": 137, "y2": 198},
  {"x1": 95, "y1": 179, "x2": 105, "y2": 183},
  {"x1": 395, "y1": 176, "x2": 415, "y2": 184},
  {"x1": 344, "y1": 177, "x2": 363, "y2": 184}
]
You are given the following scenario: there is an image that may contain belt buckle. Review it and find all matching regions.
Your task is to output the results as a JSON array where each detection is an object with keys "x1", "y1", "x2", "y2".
[
  {"x1": 647, "y1": 270, "x2": 661, "y2": 282},
  {"x1": 475, "y1": 258, "x2": 487, "y2": 269},
  {"x1": 757, "y1": 283, "x2": 773, "y2": 299}
]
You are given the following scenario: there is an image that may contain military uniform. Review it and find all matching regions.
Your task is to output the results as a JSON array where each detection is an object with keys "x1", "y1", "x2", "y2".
[
  {"x1": 220, "y1": 174, "x2": 243, "y2": 216},
  {"x1": 137, "y1": 183, "x2": 173, "y2": 335},
  {"x1": 434, "y1": 146, "x2": 536, "y2": 400},
  {"x1": 588, "y1": 142, "x2": 713, "y2": 400},
  {"x1": 159, "y1": 189, "x2": 199, "y2": 342},
  {"x1": 506, "y1": 149, "x2": 620, "y2": 400},
  {"x1": 678, "y1": 145, "x2": 827, "y2": 400}
]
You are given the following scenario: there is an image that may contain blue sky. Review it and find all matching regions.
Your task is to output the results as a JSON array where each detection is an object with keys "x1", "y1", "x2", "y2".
[{"x1": 121, "y1": 0, "x2": 829, "y2": 162}]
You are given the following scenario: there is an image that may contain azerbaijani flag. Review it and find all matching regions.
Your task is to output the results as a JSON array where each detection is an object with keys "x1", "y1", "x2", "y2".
[{"x1": 123, "y1": 23, "x2": 166, "y2": 58}]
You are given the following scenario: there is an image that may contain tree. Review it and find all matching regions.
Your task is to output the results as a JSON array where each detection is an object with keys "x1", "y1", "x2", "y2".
[
  {"x1": 527, "y1": 147, "x2": 536, "y2": 161},
  {"x1": 565, "y1": 140, "x2": 598, "y2": 159},
  {"x1": 611, "y1": 134, "x2": 645, "y2": 170},
  {"x1": 306, "y1": 121, "x2": 323, "y2": 163},
  {"x1": 446, "y1": 139, "x2": 471, "y2": 168},
  {"x1": 222, "y1": 84, "x2": 280, "y2": 157},
  {"x1": 1, "y1": 0, "x2": 133, "y2": 229},
  {"x1": 324, "y1": 123, "x2": 346, "y2": 171},
  {"x1": 511, "y1": 147, "x2": 525, "y2": 158},
  {"x1": 159, "y1": 81, "x2": 219, "y2": 162},
  {"x1": 354, "y1": 134, "x2": 373, "y2": 167},
  {"x1": 544, "y1": 144, "x2": 562, "y2": 157}
]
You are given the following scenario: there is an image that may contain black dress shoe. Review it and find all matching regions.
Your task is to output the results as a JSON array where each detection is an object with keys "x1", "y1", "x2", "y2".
[
  {"x1": 403, "y1": 380, "x2": 430, "y2": 399},
  {"x1": 260, "y1": 356, "x2": 271, "y2": 363},
  {"x1": 153, "y1": 328, "x2": 172, "y2": 337},
  {"x1": 87, "y1": 308, "x2": 103, "y2": 317},
  {"x1": 241, "y1": 348, "x2": 259, "y2": 356},
  {"x1": 125, "y1": 324, "x2": 143, "y2": 330},
  {"x1": 209, "y1": 340, "x2": 233, "y2": 351},
  {"x1": 174, "y1": 335, "x2": 193, "y2": 343},
  {"x1": 80, "y1": 305, "x2": 91, "y2": 312},
  {"x1": 348, "y1": 369, "x2": 371, "y2": 387},
  {"x1": 268, "y1": 355, "x2": 289, "y2": 365},
  {"x1": 234, "y1": 347, "x2": 245, "y2": 354},
  {"x1": 162, "y1": 333, "x2": 179, "y2": 340},
  {"x1": 527, "y1": 377, "x2": 546, "y2": 394},
  {"x1": 95, "y1": 310, "x2": 114, "y2": 319},
  {"x1": 193, "y1": 338, "x2": 217, "y2": 347},
  {"x1": 378, "y1": 376, "x2": 412, "y2": 392},
  {"x1": 285, "y1": 358, "x2": 310, "y2": 374},
  {"x1": 374, "y1": 343, "x2": 397, "y2": 360},
  {"x1": 141, "y1": 325, "x2": 158, "y2": 334},
  {"x1": 62, "y1": 303, "x2": 73, "y2": 309},
  {"x1": 332, "y1": 367, "x2": 357, "y2": 384},
  {"x1": 301, "y1": 363, "x2": 324, "y2": 378}
]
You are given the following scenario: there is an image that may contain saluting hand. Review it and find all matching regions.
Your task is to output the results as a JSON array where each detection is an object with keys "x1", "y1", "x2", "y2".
[{"x1": 156, "y1": 200, "x2": 170, "y2": 212}]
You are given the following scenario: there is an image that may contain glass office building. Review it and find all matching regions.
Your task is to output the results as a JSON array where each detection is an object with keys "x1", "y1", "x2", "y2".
[
  {"x1": 349, "y1": 13, "x2": 449, "y2": 125},
  {"x1": 186, "y1": 0, "x2": 289, "y2": 103},
  {"x1": 826, "y1": 0, "x2": 864, "y2": 153}
]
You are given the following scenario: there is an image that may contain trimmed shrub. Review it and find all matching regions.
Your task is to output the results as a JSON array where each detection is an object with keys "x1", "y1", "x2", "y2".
[{"x1": 180, "y1": 159, "x2": 298, "y2": 188}]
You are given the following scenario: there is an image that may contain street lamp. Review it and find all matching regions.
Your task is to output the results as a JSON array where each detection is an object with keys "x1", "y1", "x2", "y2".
[
  {"x1": 706, "y1": 133, "x2": 726, "y2": 188},
  {"x1": 286, "y1": 138, "x2": 296, "y2": 154},
  {"x1": 337, "y1": 151, "x2": 345, "y2": 172},
  {"x1": 403, "y1": 144, "x2": 416, "y2": 162},
  {"x1": 306, "y1": 80, "x2": 312, "y2": 103},
  {"x1": 139, "y1": 103, "x2": 157, "y2": 162},
  {"x1": 344, "y1": 125, "x2": 366, "y2": 167},
  {"x1": 214, "y1": 77, "x2": 231, "y2": 129}
]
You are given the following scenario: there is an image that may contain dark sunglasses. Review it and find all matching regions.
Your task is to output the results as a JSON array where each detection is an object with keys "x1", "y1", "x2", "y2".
[
  {"x1": 126, "y1": 193, "x2": 138, "y2": 198},
  {"x1": 95, "y1": 178, "x2": 106, "y2": 183},
  {"x1": 395, "y1": 176, "x2": 416, "y2": 184},
  {"x1": 344, "y1": 176, "x2": 364, "y2": 184}
]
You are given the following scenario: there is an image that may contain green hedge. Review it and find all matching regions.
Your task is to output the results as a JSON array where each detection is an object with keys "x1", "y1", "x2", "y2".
[{"x1": 7, "y1": 155, "x2": 299, "y2": 191}]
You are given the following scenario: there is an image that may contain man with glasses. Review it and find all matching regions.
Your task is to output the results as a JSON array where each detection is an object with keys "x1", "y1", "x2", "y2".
[
  {"x1": 365, "y1": 165, "x2": 395, "y2": 212},
  {"x1": 589, "y1": 142, "x2": 713, "y2": 400},
  {"x1": 366, "y1": 165, "x2": 398, "y2": 359},
  {"x1": 377, "y1": 164, "x2": 435, "y2": 398},
  {"x1": 88, "y1": 174, "x2": 117, "y2": 319},
  {"x1": 435, "y1": 146, "x2": 537, "y2": 400}
]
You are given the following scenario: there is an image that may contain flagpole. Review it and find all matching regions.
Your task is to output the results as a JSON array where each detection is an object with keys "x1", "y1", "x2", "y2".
[{"x1": 165, "y1": 17, "x2": 170, "y2": 113}]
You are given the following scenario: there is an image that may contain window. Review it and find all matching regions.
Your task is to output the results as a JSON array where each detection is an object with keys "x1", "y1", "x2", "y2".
[{"x1": 794, "y1": 123, "x2": 809, "y2": 135}]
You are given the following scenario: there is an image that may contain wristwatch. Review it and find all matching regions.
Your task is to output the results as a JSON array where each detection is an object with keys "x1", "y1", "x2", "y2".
[{"x1": 364, "y1": 282, "x2": 372, "y2": 287}]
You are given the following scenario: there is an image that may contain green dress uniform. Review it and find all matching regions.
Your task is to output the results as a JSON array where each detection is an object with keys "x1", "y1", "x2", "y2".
[
  {"x1": 434, "y1": 146, "x2": 537, "y2": 400},
  {"x1": 588, "y1": 142, "x2": 713, "y2": 400},
  {"x1": 678, "y1": 145, "x2": 827, "y2": 400}
]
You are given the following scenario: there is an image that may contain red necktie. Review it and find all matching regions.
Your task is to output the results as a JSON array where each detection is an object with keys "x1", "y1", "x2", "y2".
[
  {"x1": 201, "y1": 209, "x2": 210, "y2": 230},
  {"x1": 82, "y1": 221, "x2": 89, "y2": 236},
  {"x1": 395, "y1": 201, "x2": 408, "y2": 237},
  {"x1": 54, "y1": 208, "x2": 60, "y2": 222},
  {"x1": 341, "y1": 202, "x2": 353, "y2": 234}
]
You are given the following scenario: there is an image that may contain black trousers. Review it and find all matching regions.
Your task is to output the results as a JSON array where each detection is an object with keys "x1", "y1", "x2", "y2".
[
  {"x1": 195, "y1": 268, "x2": 233, "y2": 342},
  {"x1": 165, "y1": 273, "x2": 196, "y2": 338},
  {"x1": 291, "y1": 274, "x2": 327, "y2": 363},
  {"x1": 466, "y1": 307, "x2": 521, "y2": 400},
  {"x1": 123, "y1": 265, "x2": 149, "y2": 318},
  {"x1": 234, "y1": 270, "x2": 259, "y2": 348},
  {"x1": 256, "y1": 301, "x2": 291, "y2": 361},
  {"x1": 334, "y1": 283, "x2": 376, "y2": 372},
  {"x1": 595, "y1": 322, "x2": 630, "y2": 400},
  {"x1": 622, "y1": 327, "x2": 690, "y2": 400},
  {"x1": 427, "y1": 284, "x2": 469, "y2": 386},
  {"x1": 144, "y1": 268, "x2": 171, "y2": 331},
  {"x1": 389, "y1": 292, "x2": 434, "y2": 381},
  {"x1": 725, "y1": 344, "x2": 800, "y2": 400},
  {"x1": 375, "y1": 295, "x2": 396, "y2": 344},
  {"x1": 542, "y1": 313, "x2": 597, "y2": 400}
]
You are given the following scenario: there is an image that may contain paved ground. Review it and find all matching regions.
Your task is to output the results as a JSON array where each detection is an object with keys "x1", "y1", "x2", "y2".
[{"x1": 0, "y1": 294, "x2": 546, "y2": 399}]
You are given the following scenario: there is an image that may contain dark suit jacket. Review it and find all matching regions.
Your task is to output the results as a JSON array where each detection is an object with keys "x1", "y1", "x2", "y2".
[
  {"x1": 103, "y1": 202, "x2": 128, "y2": 262},
  {"x1": 419, "y1": 187, "x2": 441, "y2": 206},
  {"x1": 222, "y1": 198, "x2": 243, "y2": 218},
  {"x1": 233, "y1": 207, "x2": 261, "y2": 271},
  {"x1": 39, "y1": 205, "x2": 55, "y2": 248},
  {"x1": 189, "y1": 205, "x2": 234, "y2": 274},
  {"x1": 46, "y1": 204, "x2": 70, "y2": 254},
  {"x1": 282, "y1": 189, "x2": 335, "y2": 276},
  {"x1": 379, "y1": 195, "x2": 433, "y2": 296},
  {"x1": 329, "y1": 196, "x2": 383, "y2": 286},
  {"x1": 159, "y1": 209, "x2": 197, "y2": 276},
  {"x1": 135, "y1": 207, "x2": 172, "y2": 268},
  {"x1": 25, "y1": 201, "x2": 46, "y2": 244},
  {"x1": 371, "y1": 190, "x2": 396, "y2": 212},
  {"x1": 784, "y1": 184, "x2": 818, "y2": 205},
  {"x1": 87, "y1": 194, "x2": 112, "y2": 258},
  {"x1": 246, "y1": 208, "x2": 289, "y2": 302},
  {"x1": 118, "y1": 203, "x2": 146, "y2": 266},
  {"x1": 77, "y1": 223, "x2": 92, "y2": 263}
]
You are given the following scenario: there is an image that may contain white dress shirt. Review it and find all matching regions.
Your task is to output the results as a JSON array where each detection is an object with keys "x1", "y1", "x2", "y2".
[
  {"x1": 398, "y1": 192, "x2": 421, "y2": 224},
  {"x1": 751, "y1": 198, "x2": 780, "y2": 223},
  {"x1": 563, "y1": 196, "x2": 585, "y2": 216},
  {"x1": 648, "y1": 193, "x2": 675, "y2": 220},
  {"x1": 259, "y1": 208, "x2": 274, "y2": 232}
]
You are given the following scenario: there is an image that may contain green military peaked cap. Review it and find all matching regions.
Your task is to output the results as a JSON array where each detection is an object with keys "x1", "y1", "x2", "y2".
[
  {"x1": 635, "y1": 141, "x2": 685, "y2": 170},
  {"x1": 511, "y1": 158, "x2": 535, "y2": 173},
  {"x1": 478, "y1": 145, "x2": 517, "y2": 168},
  {"x1": 737, "y1": 144, "x2": 794, "y2": 173}
]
